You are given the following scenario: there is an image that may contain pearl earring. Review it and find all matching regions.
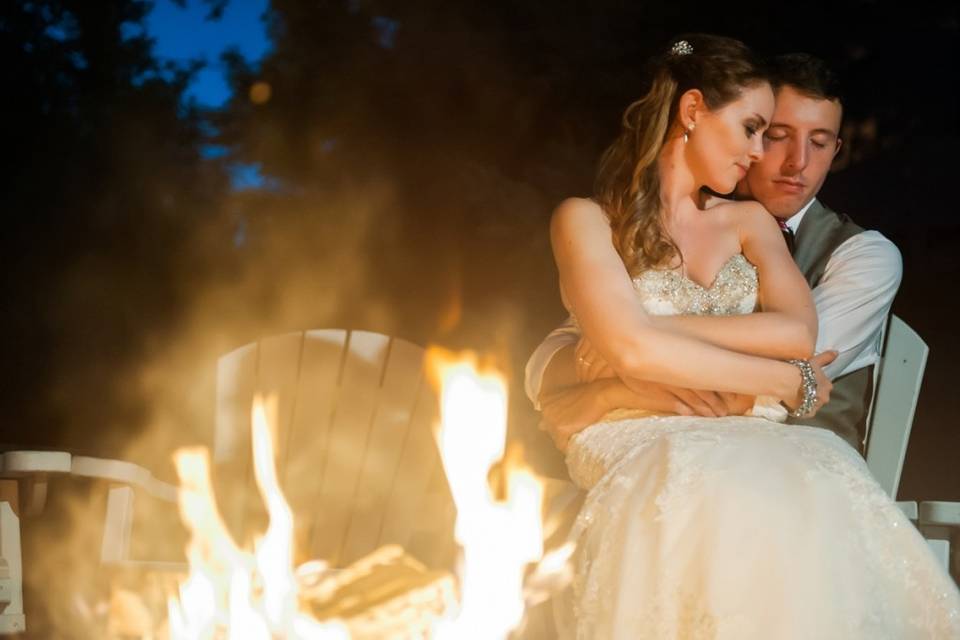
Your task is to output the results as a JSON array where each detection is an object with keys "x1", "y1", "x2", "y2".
[{"x1": 683, "y1": 123, "x2": 695, "y2": 143}]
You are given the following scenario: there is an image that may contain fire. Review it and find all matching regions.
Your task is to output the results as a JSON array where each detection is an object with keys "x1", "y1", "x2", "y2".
[
  {"x1": 161, "y1": 352, "x2": 571, "y2": 639},
  {"x1": 427, "y1": 350, "x2": 560, "y2": 640},
  {"x1": 167, "y1": 396, "x2": 349, "y2": 639}
]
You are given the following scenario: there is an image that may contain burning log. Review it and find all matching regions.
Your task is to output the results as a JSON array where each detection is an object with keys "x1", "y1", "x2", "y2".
[{"x1": 302, "y1": 544, "x2": 456, "y2": 639}]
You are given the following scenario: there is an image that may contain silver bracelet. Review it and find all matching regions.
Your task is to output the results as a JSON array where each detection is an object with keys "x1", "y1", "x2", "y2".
[{"x1": 786, "y1": 359, "x2": 818, "y2": 418}]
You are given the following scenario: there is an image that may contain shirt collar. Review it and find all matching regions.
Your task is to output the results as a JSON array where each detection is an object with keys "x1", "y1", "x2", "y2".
[{"x1": 784, "y1": 198, "x2": 817, "y2": 233}]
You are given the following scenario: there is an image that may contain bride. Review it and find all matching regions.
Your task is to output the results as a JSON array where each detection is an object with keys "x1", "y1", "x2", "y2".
[{"x1": 545, "y1": 34, "x2": 960, "y2": 638}]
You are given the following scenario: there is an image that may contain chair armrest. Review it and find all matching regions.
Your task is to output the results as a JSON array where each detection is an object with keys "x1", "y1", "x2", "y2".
[
  {"x1": 896, "y1": 500, "x2": 918, "y2": 521},
  {"x1": 0, "y1": 451, "x2": 71, "y2": 474},
  {"x1": 71, "y1": 456, "x2": 177, "y2": 502},
  {"x1": 919, "y1": 501, "x2": 960, "y2": 526}
]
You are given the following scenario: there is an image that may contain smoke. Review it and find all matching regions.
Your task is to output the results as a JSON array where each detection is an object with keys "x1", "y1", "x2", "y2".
[{"x1": 13, "y1": 5, "x2": 599, "y2": 634}]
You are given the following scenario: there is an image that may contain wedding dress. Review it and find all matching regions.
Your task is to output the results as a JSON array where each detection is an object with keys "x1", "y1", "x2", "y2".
[{"x1": 560, "y1": 254, "x2": 960, "y2": 639}]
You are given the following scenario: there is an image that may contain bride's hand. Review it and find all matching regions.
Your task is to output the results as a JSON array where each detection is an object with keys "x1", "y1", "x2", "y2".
[{"x1": 575, "y1": 337, "x2": 615, "y2": 382}]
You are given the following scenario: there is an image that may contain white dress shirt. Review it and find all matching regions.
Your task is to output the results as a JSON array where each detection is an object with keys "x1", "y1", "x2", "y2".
[{"x1": 524, "y1": 199, "x2": 903, "y2": 407}]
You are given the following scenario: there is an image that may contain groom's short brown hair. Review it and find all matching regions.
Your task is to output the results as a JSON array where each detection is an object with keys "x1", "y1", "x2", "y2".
[{"x1": 769, "y1": 53, "x2": 844, "y2": 106}]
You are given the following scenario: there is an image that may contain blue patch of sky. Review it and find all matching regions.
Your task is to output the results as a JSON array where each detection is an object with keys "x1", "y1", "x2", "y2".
[
  {"x1": 145, "y1": 0, "x2": 271, "y2": 109},
  {"x1": 200, "y1": 143, "x2": 230, "y2": 159},
  {"x1": 43, "y1": 22, "x2": 72, "y2": 41},
  {"x1": 120, "y1": 20, "x2": 145, "y2": 41},
  {"x1": 229, "y1": 162, "x2": 281, "y2": 192}
]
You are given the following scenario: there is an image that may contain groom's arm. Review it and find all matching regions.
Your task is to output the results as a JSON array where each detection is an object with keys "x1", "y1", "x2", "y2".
[
  {"x1": 813, "y1": 231, "x2": 902, "y2": 380},
  {"x1": 525, "y1": 321, "x2": 751, "y2": 418},
  {"x1": 524, "y1": 318, "x2": 581, "y2": 409}
]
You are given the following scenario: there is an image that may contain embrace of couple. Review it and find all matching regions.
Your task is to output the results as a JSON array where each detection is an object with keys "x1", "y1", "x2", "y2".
[{"x1": 524, "y1": 34, "x2": 960, "y2": 638}]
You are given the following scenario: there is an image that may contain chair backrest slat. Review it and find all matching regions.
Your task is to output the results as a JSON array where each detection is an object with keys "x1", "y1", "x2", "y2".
[
  {"x1": 256, "y1": 332, "x2": 310, "y2": 469},
  {"x1": 865, "y1": 315, "x2": 930, "y2": 498},
  {"x1": 378, "y1": 381, "x2": 455, "y2": 567},
  {"x1": 228, "y1": 332, "x2": 311, "y2": 534},
  {"x1": 214, "y1": 342, "x2": 258, "y2": 464},
  {"x1": 214, "y1": 341, "x2": 259, "y2": 539},
  {"x1": 279, "y1": 329, "x2": 348, "y2": 554},
  {"x1": 307, "y1": 331, "x2": 391, "y2": 565},
  {"x1": 338, "y1": 337, "x2": 428, "y2": 564}
]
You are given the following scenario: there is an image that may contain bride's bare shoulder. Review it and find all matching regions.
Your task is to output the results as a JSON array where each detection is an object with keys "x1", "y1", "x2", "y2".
[
  {"x1": 709, "y1": 199, "x2": 777, "y2": 234},
  {"x1": 550, "y1": 197, "x2": 609, "y2": 237},
  {"x1": 708, "y1": 198, "x2": 766, "y2": 217}
]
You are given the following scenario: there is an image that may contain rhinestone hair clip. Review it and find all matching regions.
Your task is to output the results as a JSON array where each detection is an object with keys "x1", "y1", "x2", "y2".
[{"x1": 671, "y1": 40, "x2": 693, "y2": 56}]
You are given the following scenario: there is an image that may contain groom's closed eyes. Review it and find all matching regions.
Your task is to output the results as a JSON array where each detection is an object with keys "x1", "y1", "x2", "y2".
[{"x1": 764, "y1": 124, "x2": 839, "y2": 151}]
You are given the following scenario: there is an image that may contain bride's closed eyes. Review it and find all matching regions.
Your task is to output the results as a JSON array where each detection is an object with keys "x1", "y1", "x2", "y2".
[{"x1": 743, "y1": 117, "x2": 767, "y2": 139}]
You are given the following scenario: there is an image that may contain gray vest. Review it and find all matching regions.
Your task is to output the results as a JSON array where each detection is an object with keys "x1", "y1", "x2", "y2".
[{"x1": 786, "y1": 200, "x2": 872, "y2": 453}]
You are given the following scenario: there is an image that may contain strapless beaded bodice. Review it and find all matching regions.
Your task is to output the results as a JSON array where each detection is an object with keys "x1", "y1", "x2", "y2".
[
  {"x1": 567, "y1": 253, "x2": 784, "y2": 488},
  {"x1": 631, "y1": 253, "x2": 758, "y2": 316}
]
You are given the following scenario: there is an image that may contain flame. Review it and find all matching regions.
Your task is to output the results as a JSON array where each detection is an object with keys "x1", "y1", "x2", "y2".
[
  {"x1": 160, "y1": 354, "x2": 571, "y2": 639},
  {"x1": 167, "y1": 395, "x2": 349, "y2": 639},
  {"x1": 426, "y1": 350, "x2": 553, "y2": 640}
]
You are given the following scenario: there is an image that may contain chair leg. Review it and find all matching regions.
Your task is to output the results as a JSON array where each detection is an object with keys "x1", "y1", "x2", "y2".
[
  {"x1": 0, "y1": 501, "x2": 26, "y2": 634},
  {"x1": 0, "y1": 484, "x2": 17, "y2": 519},
  {"x1": 21, "y1": 475, "x2": 48, "y2": 519},
  {"x1": 101, "y1": 485, "x2": 134, "y2": 565}
]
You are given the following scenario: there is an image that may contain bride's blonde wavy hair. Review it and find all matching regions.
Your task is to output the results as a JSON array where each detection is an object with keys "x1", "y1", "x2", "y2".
[{"x1": 595, "y1": 34, "x2": 769, "y2": 275}]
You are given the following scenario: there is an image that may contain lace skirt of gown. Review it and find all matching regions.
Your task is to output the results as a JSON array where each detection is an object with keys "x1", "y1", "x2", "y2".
[{"x1": 559, "y1": 411, "x2": 960, "y2": 639}]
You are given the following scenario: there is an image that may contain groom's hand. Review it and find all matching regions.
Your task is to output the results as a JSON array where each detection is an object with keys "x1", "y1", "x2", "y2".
[
  {"x1": 621, "y1": 377, "x2": 752, "y2": 418},
  {"x1": 664, "y1": 388, "x2": 750, "y2": 417},
  {"x1": 717, "y1": 392, "x2": 757, "y2": 416},
  {"x1": 539, "y1": 379, "x2": 618, "y2": 452},
  {"x1": 539, "y1": 378, "x2": 697, "y2": 452},
  {"x1": 807, "y1": 350, "x2": 837, "y2": 414}
]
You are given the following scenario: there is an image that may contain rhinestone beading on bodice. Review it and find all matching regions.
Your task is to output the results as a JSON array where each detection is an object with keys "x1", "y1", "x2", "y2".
[{"x1": 631, "y1": 253, "x2": 758, "y2": 316}]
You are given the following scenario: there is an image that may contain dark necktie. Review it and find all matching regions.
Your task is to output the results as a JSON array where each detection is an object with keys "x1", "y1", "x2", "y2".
[{"x1": 777, "y1": 218, "x2": 796, "y2": 255}]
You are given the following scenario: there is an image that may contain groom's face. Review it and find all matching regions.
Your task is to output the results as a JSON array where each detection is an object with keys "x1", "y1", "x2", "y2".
[{"x1": 738, "y1": 86, "x2": 843, "y2": 219}]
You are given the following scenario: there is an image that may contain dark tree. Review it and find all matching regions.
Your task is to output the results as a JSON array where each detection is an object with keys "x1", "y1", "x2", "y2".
[{"x1": 0, "y1": 0, "x2": 230, "y2": 455}]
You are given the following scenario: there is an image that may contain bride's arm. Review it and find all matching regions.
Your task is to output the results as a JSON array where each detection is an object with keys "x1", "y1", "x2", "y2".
[
  {"x1": 552, "y1": 198, "x2": 805, "y2": 403},
  {"x1": 645, "y1": 202, "x2": 818, "y2": 360}
]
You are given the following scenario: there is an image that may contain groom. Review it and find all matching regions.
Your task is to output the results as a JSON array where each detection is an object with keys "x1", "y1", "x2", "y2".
[{"x1": 526, "y1": 53, "x2": 902, "y2": 456}]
